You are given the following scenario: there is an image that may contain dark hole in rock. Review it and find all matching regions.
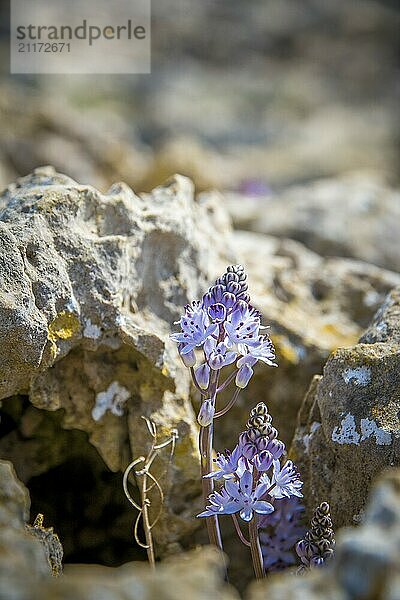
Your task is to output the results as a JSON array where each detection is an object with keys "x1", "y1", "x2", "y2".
[{"x1": 0, "y1": 395, "x2": 147, "y2": 566}]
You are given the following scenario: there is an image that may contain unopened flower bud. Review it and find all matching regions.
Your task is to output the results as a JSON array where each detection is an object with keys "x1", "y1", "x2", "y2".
[
  {"x1": 208, "y1": 303, "x2": 226, "y2": 322},
  {"x1": 197, "y1": 399, "x2": 215, "y2": 427},
  {"x1": 251, "y1": 402, "x2": 268, "y2": 417},
  {"x1": 236, "y1": 364, "x2": 253, "y2": 388},
  {"x1": 195, "y1": 363, "x2": 210, "y2": 390},
  {"x1": 266, "y1": 438, "x2": 285, "y2": 460},
  {"x1": 178, "y1": 344, "x2": 196, "y2": 368},
  {"x1": 253, "y1": 450, "x2": 273, "y2": 472}
]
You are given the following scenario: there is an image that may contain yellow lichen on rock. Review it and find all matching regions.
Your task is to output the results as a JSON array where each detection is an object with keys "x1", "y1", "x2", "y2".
[
  {"x1": 48, "y1": 311, "x2": 81, "y2": 342},
  {"x1": 272, "y1": 334, "x2": 300, "y2": 365}
]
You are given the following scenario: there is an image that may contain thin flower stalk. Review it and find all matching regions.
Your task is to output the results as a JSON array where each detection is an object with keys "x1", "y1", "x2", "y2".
[{"x1": 123, "y1": 417, "x2": 178, "y2": 567}]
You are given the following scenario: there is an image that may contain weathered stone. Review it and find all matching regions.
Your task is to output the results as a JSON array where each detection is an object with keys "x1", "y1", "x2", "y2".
[
  {"x1": 246, "y1": 468, "x2": 400, "y2": 600},
  {"x1": 0, "y1": 460, "x2": 51, "y2": 595},
  {"x1": 290, "y1": 286, "x2": 400, "y2": 529},
  {"x1": 0, "y1": 167, "x2": 233, "y2": 554},
  {"x1": 216, "y1": 232, "x2": 400, "y2": 449},
  {"x1": 26, "y1": 514, "x2": 63, "y2": 577},
  {"x1": 228, "y1": 174, "x2": 400, "y2": 272},
  {"x1": 4, "y1": 547, "x2": 238, "y2": 600},
  {"x1": 0, "y1": 465, "x2": 236, "y2": 600}
]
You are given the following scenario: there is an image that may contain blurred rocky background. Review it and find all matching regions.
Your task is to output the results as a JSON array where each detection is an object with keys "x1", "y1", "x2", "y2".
[
  {"x1": 0, "y1": 0, "x2": 399, "y2": 597},
  {"x1": 0, "y1": 0, "x2": 399, "y2": 194}
]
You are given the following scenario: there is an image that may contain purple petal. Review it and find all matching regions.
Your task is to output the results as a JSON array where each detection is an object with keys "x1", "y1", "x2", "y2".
[
  {"x1": 224, "y1": 352, "x2": 237, "y2": 366},
  {"x1": 197, "y1": 510, "x2": 214, "y2": 518},
  {"x1": 253, "y1": 501, "x2": 274, "y2": 515},
  {"x1": 240, "y1": 470, "x2": 253, "y2": 493},
  {"x1": 225, "y1": 479, "x2": 241, "y2": 500},
  {"x1": 253, "y1": 482, "x2": 269, "y2": 500},
  {"x1": 205, "y1": 323, "x2": 219, "y2": 338},
  {"x1": 220, "y1": 501, "x2": 240, "y2": 515}
]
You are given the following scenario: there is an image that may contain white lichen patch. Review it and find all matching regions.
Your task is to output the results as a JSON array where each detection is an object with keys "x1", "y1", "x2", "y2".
[
  {"x1": 92, "y1": 381, "x2": 130, "y2": 421},
  {"x1": 375, "y1": 321, "x2": 388, "y2": 336},
  {"x1": 332, "y1": 414, "x2": 392, "y2": 446},
  {"x1": 342, "y1": 366, "x2": 371, "y2": 386},
  {"x1": 332, "y1": 413, "x2": 360, "y2": 445},
  {"x1": 360, "y1": 418, "x2": 392, "y2": 445},
  {"x1": 83, "y1": 320, "x2": 101, "y2": 339},
  {"x1": 65, "y1": 294, "x2": 80, "y2": 315}
]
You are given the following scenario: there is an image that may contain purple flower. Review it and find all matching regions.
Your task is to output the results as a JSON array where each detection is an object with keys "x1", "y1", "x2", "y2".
[
  {"x1": 259, "y1": 497, "x2": 306, "y2": 572},
  {"x1": 170, "y1": 301, "x2": 218, "y2": 355},
  {"x1": 261, "y1": 460, "x2": 303, "y2": 499},
  {"x1": 197, "y1": 487, "x2": 234, "y2": 518},
  {"x1": 224, "y1": 304, "x2": 261, "y2": 347},
  {"x1": 246, "y1": 336, "x2": 277, "y2": 366},
  {"x1": 198, "y1": 470, "x2": 274, "y2": 522},
  {"x1": 224, "y1": 470, "x2": 275, "y2": 522},
  {"x1": 197, "y1": 399, "x2": 215, "y2": 427},
  {"x1": 204, "y1": 445, "x2": 243, "y2": 480},
  {"x1": 204, "y1": 338, "x2": 237, "y2": 371},
  {"x1": 214, "y1": 265, "x2": 250, "y2": 304}
]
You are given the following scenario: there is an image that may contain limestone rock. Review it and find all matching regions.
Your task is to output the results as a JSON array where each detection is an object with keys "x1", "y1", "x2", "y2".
[
  {"x1": 216, "y1": 232, "x2": 400, "y2": 449},
  {"x1": 229, "y1": 174, "x2": 400, "y2": 272},
  {"x1": 0, "y1": 460, "x2": 51, "y2": 593},
  {"x1": 290, "y1": 286, "x2": 400, "y2": 529},
  {"x1": 246, "y1": 468, "x2": 400, "y2": 600},
  {"x1": 4, "y1": 547, "x2": 237, "y2": 600},
  {"x1": 26, "y1": 514, "x2": 63, "y2": 577},
  {"x1": 0, "y1": 465, "x2": 236, "y2": 600},
  {"x1": 0, "y1": 166, "x2": 233, "y2": 553}
]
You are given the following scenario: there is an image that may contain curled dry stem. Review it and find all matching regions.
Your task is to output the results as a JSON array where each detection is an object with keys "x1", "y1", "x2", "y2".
[{"x1": 123, "y1": 417, "x2": 178, "y2": 567}]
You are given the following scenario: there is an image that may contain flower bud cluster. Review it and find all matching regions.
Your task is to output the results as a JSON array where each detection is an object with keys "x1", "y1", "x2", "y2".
[
  {"x1": 239, "y1": 403, "x2": 285, "y2": 462},
  {"x1": 170, "y1": 266, "x2": 277, "y2": 427},
  {"x1": 296, "y1": 502, "x2": 335, "y2": 571}
]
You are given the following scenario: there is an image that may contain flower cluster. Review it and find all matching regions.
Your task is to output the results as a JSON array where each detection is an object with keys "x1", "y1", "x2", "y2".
[
  {"x1": 170, "y1": 266, "x2": 277, "y2": 424},
  {"x1": 259, "y1": 497, "x2": 305, "y2": 572},
  {"x1": 296, "y1": 502, "x2": 335, "y2": 572},
  {"x1": 197, "y1": 403, "x2": 303, "y2": 523}
]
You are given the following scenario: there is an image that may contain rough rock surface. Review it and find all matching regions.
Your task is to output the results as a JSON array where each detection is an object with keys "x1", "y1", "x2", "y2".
[
  {"x1": 23, "y1": 548, "x2": 238, "y2": 600},
  {"x1": 1, "y1": 167, "x2": 399, "y2": 561},
  {"x1": 290, "y1": 286, "x2": 400, "y2": 529},
  {"x1": 247, "y1": 468, "x2": 400, "y2": 600},
  {"x1": 228, "y1": 173, "x2": 400, "y2": 272},
  {"x1": 0, "y1": 166, "x2": 233, "y2": 554},
  {"x1": 26, "y1": 514, "x2": 63, "y2": 577},
  {"x1": 216, "y1": 232, "x2": 400, "y2": 449},
  {"x1": 0, "y1": 460, "x2": 51, "y2": 596},
  {"x1": 0, "y1": 459, "x2": 237, "y2": 600}
]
